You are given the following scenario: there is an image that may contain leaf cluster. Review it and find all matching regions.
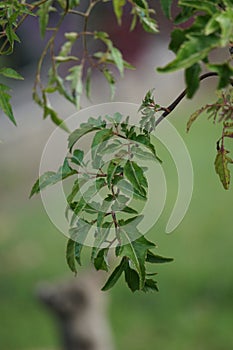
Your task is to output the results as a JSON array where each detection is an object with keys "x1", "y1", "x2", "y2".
[{"x1": 31, "y1": 112, "x2": 173, "y2": 292}]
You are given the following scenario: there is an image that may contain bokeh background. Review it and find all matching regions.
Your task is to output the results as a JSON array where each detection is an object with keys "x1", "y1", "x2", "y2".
[{"x1": 1, "y1": 2, "x2": 233, "y2": 350}]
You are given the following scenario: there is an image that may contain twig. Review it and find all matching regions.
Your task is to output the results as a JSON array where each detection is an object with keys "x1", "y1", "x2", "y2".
[{"x1": 154, "y1": 72, "x2": 219, "y2": 127}]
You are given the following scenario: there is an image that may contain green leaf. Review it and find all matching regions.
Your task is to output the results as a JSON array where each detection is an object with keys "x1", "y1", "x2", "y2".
[
  {"x1": 119, "y1": 233, "x2": 155, "y2": 289},
  {"x1": 0, "y1": 84, "x2": 16, "y2": 125},
  {"x1": 102, "y1": 257, "x2": 126, "y2": 291},
  {"x1": 91, "y1": 129, "x2": 113, "y2": 168},
  {"x1": 124, "y1": 160, "x2": 148, "y2": 196},
  {"x1": 0, "y1": 67, "x2": 24, "y2": 80},
  {"x1": 142, "y1": 278, "x2": 159, "y2": 292},
  {"x1": 185, "y1": 63, "x2": 201, "y2": 99},
  {"x1": 68, "y1": 125, "x2": 102, "y2": 151},
  {"x1": 94, "y1": 248, "x2": 109, "y2": 271},
  {"x1": 124, "y1": 263, "x2": 140, "y2": 292},
  {"x1": 160, "y1": 0, "x2": 173, "y2": 18},
  {"x1": 107, "y1": 159, "x2": 121, "y2": 189},
  {"x1": 66, "y1": 65, "x2": 83, "y2": 108},
  {"x1": 71, "y1": 149, "x2": 84, "y2": 166},
  {"x1": 215, "y1": 10, "x2": 233, "y2": 46},
  {"x1": 168, "y1": 28, "x2": 186, "y2": 54},
  {"x1": 103, "y1": 68, "x2": 115, "y2": 99},
  {"x1": 110, "y1": 46, "x2": 124, "y2": 77},
  {"x1": 113, "y1": 0, "x2": 126, "y2": 25},
  {"x1": 44, "y1": 106, "x2": 70, "y2": 132},
  {"x1": 85, "y1": 67, "x2": 92, "y2": 100},
  {"x1": 146, "y1": 250, "x2": 174, "y2": 263},
  {"x1": 30, "y1": 158, "x2": 76, "y2": 197},
  {"x1": 158, "y1": 34, "x2": 220, "y2": 73},
  {"x1": 37, "y1": 0, "x2": 53, "y2": 38},
  {"x1": 66, "y1": 239, "x2": 77, "y2": 274},
  {"x1": 179, "y1": 0, "x2": 217, "y2": 15},
  {"x1": 214, "y1": 148, "x2": 233, "y2": 190},
  {"x1": 207, "y1": 63, "x2": 233, "y2": 90}
]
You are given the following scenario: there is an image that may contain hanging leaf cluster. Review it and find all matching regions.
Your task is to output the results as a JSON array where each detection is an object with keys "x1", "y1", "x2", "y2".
[{"x1": 30, "y1": 112, "x2": 173, "y2": 292}]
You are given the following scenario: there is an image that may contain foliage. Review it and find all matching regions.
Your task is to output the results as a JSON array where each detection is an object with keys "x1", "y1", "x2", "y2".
[{"x1": 1, "y1": 0, "x2": 233, "y2": 291}]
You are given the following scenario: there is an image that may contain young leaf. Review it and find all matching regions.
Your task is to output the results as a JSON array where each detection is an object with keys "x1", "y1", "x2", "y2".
[
  {"x1": 71, "y1": 149, "x2": 84, "y2": 166},
  {"x1": 102, "y1": 257, "x2": 127, "y2": 291}
]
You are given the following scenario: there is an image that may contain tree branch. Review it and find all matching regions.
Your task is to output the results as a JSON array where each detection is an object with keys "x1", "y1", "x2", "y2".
[{"x1": 154, "y1": 72, "x2": 219, "y2": 127}]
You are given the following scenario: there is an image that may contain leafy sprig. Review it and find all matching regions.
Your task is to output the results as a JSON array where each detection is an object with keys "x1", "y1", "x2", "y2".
[{"x1": 30, "y1": 112, "x2": 173, "y2": 292}]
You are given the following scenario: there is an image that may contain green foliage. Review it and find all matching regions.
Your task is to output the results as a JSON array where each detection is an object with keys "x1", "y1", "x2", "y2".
[
  {"x1": 31, "y1": 112, "x2": 172, "y2": 292},
  {"x1": 1, "y1": 0, "x2": 233, "y2": 292}
]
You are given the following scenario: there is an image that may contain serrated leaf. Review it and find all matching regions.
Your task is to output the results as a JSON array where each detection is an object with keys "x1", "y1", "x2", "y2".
[
  {"x1": 102, "y1": 257, "x2": 126, "y2": 291},
  {"x1": 214, "y1": 148, "x2": 233, "y2": 190},
  {"x1": 158, "y1": 34, "x2": 220, "y2": 73},
  {"x1": 30, "y1": 158, "x2": 76, "y2": 197},
  {"x1": 119, "y1": 232, "x2": 155, "y2": 289},
  {"x1": 185, "y1": 63, "x2": 201, "y2": 99},
  {"x1": 68, "y1": 125, "x2": 102, "y2": 151},
  {"x1": 146, "y1": 250, "x2": 174, "y2": 263},
  {"x1": 124, "y1": 160, "x2": 148, "y2": 196},
  {"x1": 0, "y1": 84, "x2": 16, "y2": 125},
  {"x1": 0, "y1": 67, "x2": 24, "y2": 80}
]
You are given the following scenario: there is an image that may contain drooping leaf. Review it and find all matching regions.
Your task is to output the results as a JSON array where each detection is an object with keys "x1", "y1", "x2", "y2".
[
  {"x1": 113, "y1": 0, "x2": 126, "y2": 24},
  {"x1": 214, "y1": 148, "x2": 233, "y2": 190},
  {"x1": 124, "y1": 263, "x2": 140, "y2": 292},
  {"x1": 66, "y1": 239, "x2": 77, "y2": 274},
  {"x1": 142, "y1": 278, "x2": 159, "y2": 292},
  {"x1": 124, "y1": 160, "x2": 148, "y2": 197},
  {"x1": 94, "y1": 248, "x2": 109, "y2": 271},
  {"x1": 185, "y1": 63, "x2": 201, "y2": 99},
  {"x1": 37, "y1": 0, "x2": 53, "y2": 38},
  {"x1": 30, "y1": 158, "x2": 76, "y2": 197},
  {"x1": 102, "y1": 257, "x2": 127, "y2": 291},
  {"x1": 0, "y1": 67, "x2": 24, "y2": 80},
  {"x1": 0, "y1": 84, "x2": 16, "y2": 125},
  {"x1": 160, "y1": 0, "x2": 173, "y2": 18}
]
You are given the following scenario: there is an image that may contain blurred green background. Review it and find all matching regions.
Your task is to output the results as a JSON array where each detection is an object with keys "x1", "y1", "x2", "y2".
[{"x1": 1, "y1": 3, "x2": 233, "y2": 349}]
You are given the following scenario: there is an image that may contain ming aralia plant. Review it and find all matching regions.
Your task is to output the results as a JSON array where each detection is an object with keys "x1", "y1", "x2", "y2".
[{"x1": 1, "y1": 0, "x2": 233, "y2": 292}]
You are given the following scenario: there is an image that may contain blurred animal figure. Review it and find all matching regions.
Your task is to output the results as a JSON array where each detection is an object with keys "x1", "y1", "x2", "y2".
[{"x1": 36, "y1": 271, "x2": 114, "y2": 350}]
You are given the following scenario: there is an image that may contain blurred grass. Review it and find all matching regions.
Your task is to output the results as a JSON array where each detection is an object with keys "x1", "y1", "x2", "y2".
[{"x1": 1, "y1": 107, "x2": 233, "y2": 350}]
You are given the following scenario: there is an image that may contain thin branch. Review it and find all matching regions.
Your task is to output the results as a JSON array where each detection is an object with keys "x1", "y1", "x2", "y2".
[{"x1": 154, "y1": 72, "x2": 219, "y2": 127}]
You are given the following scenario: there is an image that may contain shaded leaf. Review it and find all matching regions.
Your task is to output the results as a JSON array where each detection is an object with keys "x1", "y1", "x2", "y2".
[
  {"x1": 214, "y1": 148, "x2": 233, "y2": 190},
  {"x1": 146, "y1": 250, "x2": 174, "y2": 263},
  {"x1": 102, "y1": 257, "x2": 127, "y2": 291}
]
